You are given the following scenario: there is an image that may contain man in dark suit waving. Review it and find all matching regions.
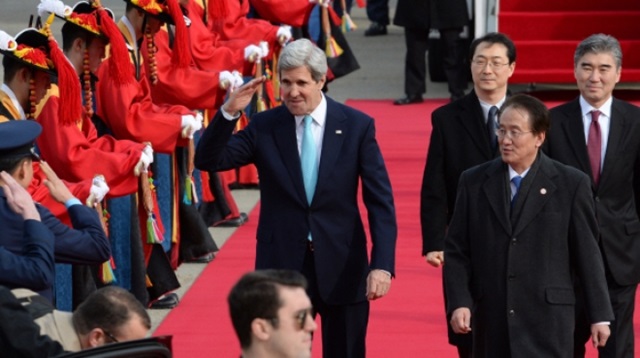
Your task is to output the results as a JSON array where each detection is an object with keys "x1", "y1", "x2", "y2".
[
  {"x1": 195, "y1": 38, "x2": 397, "y2": 358},
  {"x1": 445, "y1": 94, "x2": 613, "y2": 357},
  {"x1": 543, "y1": 34, "x2": 640, "y2": 358}
]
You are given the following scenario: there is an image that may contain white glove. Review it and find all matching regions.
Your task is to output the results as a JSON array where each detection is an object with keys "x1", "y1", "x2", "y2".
[
  {"x1": 309, "y1": 0, "x2": 332, "y2": 8},
  {"x1": 230, "y1": 71, "x2": 244, "y2": 92},
  {"x1": 88, "y1": 175, "x2": 110, "y2": 206},
  {"x1": 258, "y1": 41, "x2": 270, "y2": 62},
  {"x1": 143, "y1": 144, "x2": 154, "y2": 160},
  {"x1": 134, "y1": 144, "x2": 154, "y2": 176},
  {"x1": 183, "y1": 15, "x2": 192, "y2": 27},
  {"x1": 277, "y1": 25, "x2": 292, "y2": 45},
  {"x1": 219, "y1": 70, "x2": 235, "y2": 90},
  {"x1": 181, "y1": 114, "x2": 203, "y2": 139},
  {"x1": 38, "y1": 0, "x2": 72, "y2": 18},
  {"x1": 0, "y1": 31, "x2": 17, "y2": 52},
  {"x1": 244, "y1": 44, "x2": 262, "y2": 63},
  {"x1": 220, "y1": 70, "x2": 245, "y2": 92}
]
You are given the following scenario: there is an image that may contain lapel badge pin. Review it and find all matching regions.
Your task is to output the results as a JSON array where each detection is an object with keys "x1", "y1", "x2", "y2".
[
  {"x1": 336, "y1": 130, "x2": 343, "y2": 135},
  {"x1": 540, "y1": 188, "x2": 547, "y2": 195}
]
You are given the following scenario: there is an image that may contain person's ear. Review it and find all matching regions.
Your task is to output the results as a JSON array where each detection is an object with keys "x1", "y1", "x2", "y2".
[
  {"x1": 15, "y1": 159, "x2": 30, "y2": 181},
  {"x1": 17, "y1": 67, "x2": 30, "y2": 83},
  {"x1": 86, "y1": 328, "x2": 108, "y2": 348},
  {"x1": 73, "y1": 37, "x2": 85, "y2": 52},
  {"x1": 251, "y1": 318, "x2": 272, "y2": 342},
  {"x1": 317, "y1": 75, "x2": 326, "y2": 89}
]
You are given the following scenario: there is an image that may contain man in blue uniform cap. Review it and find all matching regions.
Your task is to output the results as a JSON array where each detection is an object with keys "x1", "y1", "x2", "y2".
[{"x1": 0, "y1": 120, "x2": 111, "y2": 303}]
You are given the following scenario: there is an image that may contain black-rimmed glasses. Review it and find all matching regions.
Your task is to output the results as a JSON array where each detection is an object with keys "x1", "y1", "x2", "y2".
[
  {"x1": 471, "y1": 59, "x2": 509, "y2": 70},
  {"x1": 495, "y1": 128, "x2": 533, "y2": 140},
  {"x1": 103, "y1": 329, "x2": 119, "y2": 343}
]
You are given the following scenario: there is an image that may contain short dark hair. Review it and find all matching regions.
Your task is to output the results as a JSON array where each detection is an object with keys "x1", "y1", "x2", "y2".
[
  {"x1": 228, "y1": 270, "x2": 308, "y2": 349},
  {"x1": 61, "y1": 22, "x2": 95, "y2": 53},
  {"x1": 499, "y1": 93, "x2": 550, "y2": 135},
  {"x1": 469, "y1": 32, "x2": 516, "y2": 64},
  {"x1": 0, "y1": 157, "x2": 29, "y2": 174},
  {"x1": 2, "y1": 55, "x2": 27, "y2": 84},
  {"x1": 72, "y1": 286, "x2": 151, "y2": 337}
]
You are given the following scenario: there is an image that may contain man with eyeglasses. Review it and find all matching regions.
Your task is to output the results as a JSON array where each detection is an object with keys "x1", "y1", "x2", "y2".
[
  {"x1": 444, "y1": 94, "x2": 613, "y2": 357},
  {"x1": 419, "y1": 32, "x2": 515, "y2": 358},
  {"x1": 543, "y1": 34, "x2": 640, "y2": 358},
  {"x1": 228, "y1": 269, "x2": 317, "y2": 358},
  {"x1": 9, "y1": 285, "x2": 150, "y2": 352}
]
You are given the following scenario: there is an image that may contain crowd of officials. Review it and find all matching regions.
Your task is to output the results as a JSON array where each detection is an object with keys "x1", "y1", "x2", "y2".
[{"x1": 0, "y1": 0, "x2": 638, "y2": 357}]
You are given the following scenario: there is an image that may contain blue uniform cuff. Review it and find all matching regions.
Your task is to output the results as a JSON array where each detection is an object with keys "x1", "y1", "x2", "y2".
[{"x1": 64, "y1": 198, "x2": 82, "y2": 208}]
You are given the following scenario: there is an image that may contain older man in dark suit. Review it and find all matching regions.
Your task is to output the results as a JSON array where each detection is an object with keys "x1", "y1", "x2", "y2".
[
  {"x1": 195, "y1": 38, "x2": 397, "y2": 358},
  {"x1": 444, "y1": 94, "x2": 613, "y2": 357},
  {"x1": 420, "y1": 32, "x2": 515, "y2": 358},
  {"x1": 543, "y1": 34, "x2": 640, "y2": 358}
]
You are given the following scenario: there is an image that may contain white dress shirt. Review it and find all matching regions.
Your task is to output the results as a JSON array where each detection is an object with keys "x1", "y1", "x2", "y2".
[{"x1": 579, "y1": 96, "x2": 612, "y2": 173}]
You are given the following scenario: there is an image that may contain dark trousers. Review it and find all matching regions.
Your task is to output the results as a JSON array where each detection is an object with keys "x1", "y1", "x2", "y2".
[
  {"x1": 574, "y1": 278, "x2": 637, "y2": 358},
  {"x1": 403, "y1": 27, "x2": 429, "y2": 97},
  {"x1": 440, "y1": 28, "x2": 467, "y2": 99},
  {"x1": 366, "y1": 0, "x2": 389, "y2": 25},
  {"x1": 403, "y1": 27, "x2": 466, "y2": 98},
  {"x1": 302, "y1": 245, "x2": 369, "y2": 358},
  {"x1": 332, "y1": 0, "x2": 353, "y2": 17}
]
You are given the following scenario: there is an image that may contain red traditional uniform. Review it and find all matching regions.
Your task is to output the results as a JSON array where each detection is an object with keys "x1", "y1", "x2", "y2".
[
  {"x1": 95, "y1": 21, "x2": 190, "y2": 154},
  {"x1": 147, "y1": 29, "x2": 227, "y2": 110},
  {"x1": 249, "y1": 0, "x2": 313, "y2": 27},
  {"x1": 207, "y1": 0, "x2": 278, "y2": 48},
  {"x1": 184, "y1": 0, "x2": 248, "y2": 72},
  {"x1": 34, "y1": 86, "x2": 144, "y2": 197}
]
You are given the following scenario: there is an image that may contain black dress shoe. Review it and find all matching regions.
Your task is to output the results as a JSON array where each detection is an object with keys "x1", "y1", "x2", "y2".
[
  {"x1": 364, "y1": 22, "x2": 387, "y2": 37},
  {"x1": 149, "y1": 293, "x2": 179, "y2": 309},
  {"x1": 186, "y1": 252, "x2": 216, "y2": 263},
  {"x1": 393, "y1": 95, "x2": 424, "y2": 105},
  {"x1": 213, "y1": 212, "x2": 249, "y2": 227}
]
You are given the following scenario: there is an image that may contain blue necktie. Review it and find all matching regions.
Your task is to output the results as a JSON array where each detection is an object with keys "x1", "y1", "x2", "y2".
[
  {"x1": 488, "y1": 106, "x2": 498, "y2": 152},
  {"x1": 511, "y1": 176, "x2": 522, "y2": 209},
  {"x1": 301, "y1": 115, "x2": 318, "y2": 204}
]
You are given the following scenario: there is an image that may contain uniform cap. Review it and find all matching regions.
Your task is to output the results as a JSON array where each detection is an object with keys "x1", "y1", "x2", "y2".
[
  {"x1": 0, "y1": 28, "x2": 56, "y2": 76},
  {"x1": 60, "y1": 1, "x2": 115, "y2": 40},
  {"x1": 0, "y1": 120, "x2": 43, "y2": 161}
]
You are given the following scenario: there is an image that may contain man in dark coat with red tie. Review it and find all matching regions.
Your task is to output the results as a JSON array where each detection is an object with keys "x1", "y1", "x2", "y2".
[{"x1": 543, "y1": 33, "x2": 640, "y2": 358}]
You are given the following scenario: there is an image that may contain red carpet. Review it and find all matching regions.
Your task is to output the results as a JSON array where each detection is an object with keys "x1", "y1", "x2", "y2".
[
  {"x1": 498, "y1": 0, "x2": 640, "y2": 84},
  {"x1": 155, "y1": 99, "x2": 640, "y2": 357}
]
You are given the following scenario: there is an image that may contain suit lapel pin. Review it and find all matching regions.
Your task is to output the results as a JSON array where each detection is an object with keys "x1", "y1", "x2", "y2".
[
  {"x1": 336, "y1": 130, "x2": 342, "y2": 135},
  {"x1": 540, "y1": 188, "x2": 547, "y2": 195}
]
